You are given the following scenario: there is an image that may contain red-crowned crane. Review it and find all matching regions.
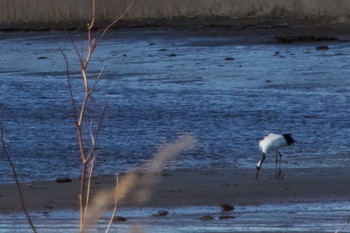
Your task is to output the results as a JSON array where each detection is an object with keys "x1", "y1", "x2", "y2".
[{"x1": 256, "y1": 133, "x2": 296, "y2": 179}]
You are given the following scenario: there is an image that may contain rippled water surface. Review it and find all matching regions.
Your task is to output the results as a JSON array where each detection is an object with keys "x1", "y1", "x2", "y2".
[
  {"x1": 1, "y1": 202, "x2": 350, "y2": 232},
  {"x1": 1, "y1": 29, "x2": 350, "y2": 182}
]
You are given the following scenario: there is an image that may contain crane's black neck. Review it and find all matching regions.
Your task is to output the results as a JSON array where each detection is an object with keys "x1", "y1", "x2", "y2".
[{"x1": 283, "y1": 134, "x2": 296, "y2": 145}]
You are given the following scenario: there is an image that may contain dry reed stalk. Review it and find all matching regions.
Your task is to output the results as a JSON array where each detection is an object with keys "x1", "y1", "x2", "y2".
[
  {"x1": 83, "y1": 134, "x2": 197, "y2": 231},
  {"x1": 105, "y1": 173, "x2": 119, "y2": 233},
  {"x1": 0, "y1": 126, "x2": 38, "y2": 233},
  {"x1": 60, "y1": 0, "x2": 134, "y2": 232}
]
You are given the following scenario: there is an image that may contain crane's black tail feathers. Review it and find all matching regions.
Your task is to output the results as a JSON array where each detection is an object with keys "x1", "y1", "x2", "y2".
[{"x1": 283, "y1": 134, "x2": 296, "y2": 145}]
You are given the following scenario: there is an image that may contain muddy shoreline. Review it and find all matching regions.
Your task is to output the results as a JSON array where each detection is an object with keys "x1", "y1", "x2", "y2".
[
  {"x1": 1, "y1": 17, "x2": 350, "y2": 35},
  {"x1": 1, "y1": 168, "x2": 349, "y2": 212},
  {"x1": 2, "y1": 18, "x2": 350, "y2": 49}
]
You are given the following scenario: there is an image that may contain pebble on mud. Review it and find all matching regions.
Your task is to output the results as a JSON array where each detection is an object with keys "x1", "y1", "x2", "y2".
[
  {"x1": 219, "y1": 215, "x2": 235, "y2": 220},
  {"x1": 199, "y1": 215, "x2": 215, "y2": 221},
  {"x1": 55, "y1": 178, "x2": 72, "y2": 183}
]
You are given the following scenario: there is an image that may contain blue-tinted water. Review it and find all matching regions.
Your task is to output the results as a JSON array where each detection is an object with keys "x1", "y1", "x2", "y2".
[
  {"x1": 1, "y1": 202, "x2": 350, "y2": 232},
  {"x1": 1, "y1": 29, "x2": 350, "y2": 183}
]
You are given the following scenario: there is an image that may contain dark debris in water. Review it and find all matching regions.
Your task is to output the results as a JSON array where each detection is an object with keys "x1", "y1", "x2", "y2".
[
  {"x1": 37, "y1": 56, "x2": 48, "y2": 60},
  {"x1": 151, "y1": 210, "x2": 169, "y2": 217},
  {"x1": 219, "y1": 215, "x2": 235, "y2": 220},
  {"x1": 112, "y1": 216, "x2": 127, "y2": 222},
  {"x1": 316, "y1": 45, "x2": 330, "y2": 51},
  {"x1": 220, "y1": 203, "x2": 235, "y2": 212}
]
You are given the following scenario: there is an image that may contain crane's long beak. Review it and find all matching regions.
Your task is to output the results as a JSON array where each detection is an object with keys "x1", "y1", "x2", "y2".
[
  {"x1": 255, "y1": 153, "x2": 266, "y2": 179},
  {"x1": 256, "y1": 166, "x2": 261, "y2": 179}
]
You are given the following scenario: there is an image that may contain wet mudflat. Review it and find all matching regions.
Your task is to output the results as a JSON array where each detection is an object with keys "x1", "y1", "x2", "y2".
[{"x1": 1, "y1": 26, "x2": 350, "y2": 231}]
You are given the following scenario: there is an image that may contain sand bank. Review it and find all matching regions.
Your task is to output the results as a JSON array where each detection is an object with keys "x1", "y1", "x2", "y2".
[{"x1": 0, "y1": 168, "x2": 349, "y2": 212}]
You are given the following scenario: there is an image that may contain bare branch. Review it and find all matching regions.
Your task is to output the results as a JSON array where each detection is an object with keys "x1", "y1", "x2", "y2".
[
  {"x1": 59, "y1": 47, "x2": 78, "y2": 125},
  {"x1": 70, "y1": 0, "x2": 132, "y2": 231},
  {"x1": 85, "y1": 0, "x2": 97, "y2": 68},
  {"x1": 84, "y1": 42, "x2": 96, "y2": 69},
  {"x1": 0, "y1": 126, "x2": 38, "y2": 233},
  {"x1": 77, "y1": 93, "x2": 89, "y2": 127},
  {"x1": 85, "y1": 99, "x2": 109, "y2": 162},
  {"x1": 88, "y1": 0, "x2": 96, "y2": 48},
  {"x1": 83, "y1": 2, "x2": 134, "y2": 77}
]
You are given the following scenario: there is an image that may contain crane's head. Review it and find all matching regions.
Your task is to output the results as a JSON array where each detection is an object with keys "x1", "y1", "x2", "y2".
[
  {"x1": 283, "y1": 134, "x2": 296, "y2": 146},
  {"x1": 255, "y1": 152, "x2": 266, "y2": 179}
]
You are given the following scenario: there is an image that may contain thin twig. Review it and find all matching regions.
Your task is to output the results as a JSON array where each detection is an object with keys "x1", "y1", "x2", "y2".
[
  {"x1": 89, "y1": 65, "x2": 106, "y2": 96},
  {"x1": 93, "y1": 98, "x2": 109, "y2": 144},
  {"x1": 59, "y1": 47, "x2": 78, "y2": 125},
  {"x1": 0, "y1": 126, "x2": 38, "y2": 233},
  {"x1": 84, "y1": 156, "x2": 96, "y2": 219},
  {"x1": 86, "y1": 99, "x2": 109, "y2": 162},
  {"x1": 105, "y1": 173, "x2": 119, "y2": 233},
  {"x1": 83, "y1": 1, "x2": 135, "y2": 69},
  {"x1": 69, "y1": 34, "x2": 84, "y2": 68},
  {"x1": 335, "y1": 216, "x2": 350, "y2": 233},
  {"x1": 85, "y1": 0, "x2": 97, "y2": 69},
  {"x1": 88, "y1": 0, "x2": 96, "y2": 48},
  {"x1": 89, "y1": 115, "x2": 96, "y2": 147},
  {"x1": 95, "y1": 2, "x2": 134, "y2": 48}
]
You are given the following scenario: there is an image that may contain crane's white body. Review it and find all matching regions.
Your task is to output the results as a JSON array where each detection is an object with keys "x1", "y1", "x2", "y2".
[
  {"x1": 256, "y1": 133, "x2": 296, "y2": 179},
  {"x1": 259, "y1": 133, "x2": 288, "y2": 154}
]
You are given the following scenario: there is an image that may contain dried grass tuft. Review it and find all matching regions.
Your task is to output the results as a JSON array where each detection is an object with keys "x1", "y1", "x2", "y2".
[{"x1": 84, "y1": 134, "x2": 196, "y2": 231}]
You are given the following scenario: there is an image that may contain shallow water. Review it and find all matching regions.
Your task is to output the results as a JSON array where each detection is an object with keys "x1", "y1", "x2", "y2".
[
  {"x1": 1, "y1": 29, "x2": 350, "y2": 182},
  {"x1": 1, "y1": 202, "x2": 350, "y2": 232}
]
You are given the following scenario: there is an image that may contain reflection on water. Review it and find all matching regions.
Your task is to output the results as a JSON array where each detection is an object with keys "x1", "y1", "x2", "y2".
[
  {"x1": 0, "y1": 30, "x2": 350, "y2": 182},
  {"x1": 1, "y1": 202, "x2": 349, "y2": 232}
]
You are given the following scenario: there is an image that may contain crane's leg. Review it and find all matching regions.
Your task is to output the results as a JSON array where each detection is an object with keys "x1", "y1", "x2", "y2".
[
  {"x1": 276, "y1": 151, "x2": 283, "y2": 179},
  {"x1": 275, "y1": 152, "x2": 278, "y2": 178}
]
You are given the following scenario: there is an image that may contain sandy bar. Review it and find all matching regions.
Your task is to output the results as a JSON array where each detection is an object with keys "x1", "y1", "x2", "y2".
[{"x1": 0, "y1": 167, "x2": 349, "y2": 212}]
